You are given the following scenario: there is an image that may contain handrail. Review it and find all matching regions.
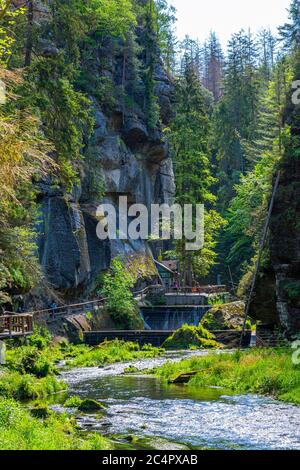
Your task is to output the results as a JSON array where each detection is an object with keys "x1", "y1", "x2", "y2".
[
  {"x1": 3, "y1": 284, "x2": 164, "y2": 319},
  {"x1": 2, "y1": 283, "x2": 227, "y2": 320},
  {"x1": 0, "y1": 314, "x2": 33, "y2": 336}
]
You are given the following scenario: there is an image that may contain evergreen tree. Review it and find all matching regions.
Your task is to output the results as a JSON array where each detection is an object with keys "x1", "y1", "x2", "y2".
[
  {"x1": 279, "y1": 0, "x2": 300, "y2": 50},
  {"x1": 202, "y1": 32, "x2": 224, "y2": 101},
  {"x1": 212, "y1": 30, "x2": 260, "y2": 211},
  {"x1": 155, "y1": 0, "x2": 177, "y2": 73},
  {"x1": 258, "y1": 29, "x2": 277, "y2": 80},
  {"x1": 169, "y1": 59, "x2": 225, "y2": 282},
  {"x1": 221, "y1": 59, "x2": 292, "y2": 286}
]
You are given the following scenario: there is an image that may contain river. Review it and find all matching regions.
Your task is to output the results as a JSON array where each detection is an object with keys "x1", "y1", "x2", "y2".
[{"x1": 58, "y1": 351, "x2": 300, "y2": 450}]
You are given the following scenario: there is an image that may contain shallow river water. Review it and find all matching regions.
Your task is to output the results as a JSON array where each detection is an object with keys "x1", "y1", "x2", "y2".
[{"x1": 59, "y1": 351, "x2": 300, "y2": 450}]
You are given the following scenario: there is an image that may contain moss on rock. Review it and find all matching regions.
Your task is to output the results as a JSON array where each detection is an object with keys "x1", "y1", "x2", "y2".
[
  {"x1": 78, "y1": 399, "x2": 105, "y2": 413},
  {"x1": 30, "y1": 405, "x2": 53, "y2": 419},
  {"x1": 162, "y1": 324, "x2": 221, "y2": 350},
  {"x1": 201, "y1": 301, "x2": 246, "y2": 331}
]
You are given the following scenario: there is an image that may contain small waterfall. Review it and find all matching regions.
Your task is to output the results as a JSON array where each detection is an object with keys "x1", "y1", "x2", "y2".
[{"x1": 141, "y1": 306, "x2": 210, "y2": 330}]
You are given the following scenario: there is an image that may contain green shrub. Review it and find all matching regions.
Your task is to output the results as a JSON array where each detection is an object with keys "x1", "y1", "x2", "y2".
[
  {"x1": 0, "y1": 371, "x2": 66, "y2": 400},
  {"x1": 28, "y1": 328, "x2": 53, "y2": 350},
  {"x1": 6, "y1": 346, "x2": 56, "y2": 378},
  {"x1": 100, "y1": 258, "x2": 144, "y2": 330},
  {"x1": 30, "y1": 405, "x2": 53, "y2": 420}
]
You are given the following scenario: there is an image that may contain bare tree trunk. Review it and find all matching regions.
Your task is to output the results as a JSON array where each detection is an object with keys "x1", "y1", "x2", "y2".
[{"x1": 24, "y1": 0, "x2": 33, "y2": 66}]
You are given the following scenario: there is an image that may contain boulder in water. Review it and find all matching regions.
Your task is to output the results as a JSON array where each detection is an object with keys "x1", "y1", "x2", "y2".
[
  {"x1": 201, "y1": 301, "x2": 246, "y2": 331},
  {"x1": 78, "y1": 399, "x2": 105, "y2": 413},
  {"x1": 162, "y1": 324, "x2": 221, "y2": 350}
]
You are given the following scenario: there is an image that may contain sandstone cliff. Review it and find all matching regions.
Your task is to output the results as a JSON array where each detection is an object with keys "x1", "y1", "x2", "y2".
[
  {"x1": 36, "y1": 24, "x2": 175, "y2": 299},
  {"x1": 249, "y1": 98, "x2": 300, "y2": 336}
]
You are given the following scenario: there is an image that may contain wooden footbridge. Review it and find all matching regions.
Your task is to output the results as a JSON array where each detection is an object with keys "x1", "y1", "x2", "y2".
[{"x1": 0, "y1": 314, "x2": 34, "y2": 339}]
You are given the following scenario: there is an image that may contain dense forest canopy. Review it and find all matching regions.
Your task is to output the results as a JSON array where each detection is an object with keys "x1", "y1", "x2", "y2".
[{"x1": 0, "y1": 0, "x2": 300, "y2": 308}]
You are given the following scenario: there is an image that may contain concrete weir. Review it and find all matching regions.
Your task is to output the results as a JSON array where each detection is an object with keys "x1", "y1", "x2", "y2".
[
  {"x1": 141, "y1": 305, "x2": 211, "y2": 330},
  {"x1": 83, "y1": 329, "x2": 252, "y2": 348},
  {"x1": 84, "y1": 330, "x2": 173, "y2": 347}
]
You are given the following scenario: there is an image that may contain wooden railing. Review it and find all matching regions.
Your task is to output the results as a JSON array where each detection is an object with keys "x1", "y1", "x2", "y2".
[
  {"x1": 0, "y1": 314, "x2": 33, "y2": 337},
  {"x1": 3, "y1": 285, "x2": 164, "y2": 320},
  {"x1": 2, "y1": 284, "x2": 227, "y2": 322},
  {"x1": 164, "y1": 285, "x2": 228, "y2": 295}
]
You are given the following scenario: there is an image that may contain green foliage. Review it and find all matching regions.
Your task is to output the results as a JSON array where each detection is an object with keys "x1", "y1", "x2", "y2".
[
  {"x1": 25, "y1": 57, "x2": 94, "y2": 189},
  {"x1": 168, "y1": 59, "x2": 226, "y2": 280},
  {"x1": 66, "y1": 339, "x2": 162, "y2": 368},
  {"x1": 0, "y1": 1, "x2": 24, "y2": 64},
  {"x1": 154, "y1": 0, "x2": 177, "y2": 72},
  {"x1": 27, "y1": 327, "x2": 53, "y2": 350},
  {"x1": 0, "y1": 371, "x2": 66, "y2": 400},
  {"x1": 30, "y1": 404, "x2": 53, "y2": 420},
  {"x1": 100, "y1": 258, "x2": 144, "y2": 330},
  {"x1": 64, "y1": 396, "x2": 83, "y2": 408},
  {"x1": 0, "y1": 70, "x2": 53, "y2": 302},
  {"x1": 201, "y1": 311, "x2": 223, "y2": 331},
  {"x1": 279, "y1": 0, "x2": 300, "y2": 50},
  {"x1": 212, "y1": 30, "x2": 261, "y2": 211},
  {"x1": 215, "y1": 58, "x2": 292, "y2": 287},
  {"x1": 162, "y1": 324, "x2": 221, "y2": 350},
  {"x1": 5, "y1": 330, "x2": 62, "y2": 378},
  {"x1": 155, "y1": 349, "x2": 300, "y2": 405},
  {"x1": 0, "y1": 398, "x2": 113, "y2": 450},
  {"x1": 282, "y1": 280, "x2": 300, "y2": 300}
]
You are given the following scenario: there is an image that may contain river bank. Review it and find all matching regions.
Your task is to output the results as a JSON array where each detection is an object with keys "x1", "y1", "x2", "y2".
[
  {"x1": 59, "y1": 347, "x2": 300, "y2": 450},
  {"x1": 154, "y1": 348, "x2": 300, "y2": 405},
  {"x1": 0, "y1": 333, "x2": 163, "y2": 450},
  {"x1": 1, "y1": 333, "x2": 300, "y2": 450}
]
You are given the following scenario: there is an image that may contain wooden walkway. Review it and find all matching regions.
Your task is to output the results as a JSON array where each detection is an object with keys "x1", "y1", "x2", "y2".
[
  {"x1": 0, "y1": 283, "x2": 229, "y2": 342},
  {"x1": 3, "y1": 284, "x2": 227, "y2": 321},
  {"x1": 0, "y1": 314, "x2": 33, "y2": 339},
  {"x1": 3, "y1": 285, "x2": 164, "y2": 321}
]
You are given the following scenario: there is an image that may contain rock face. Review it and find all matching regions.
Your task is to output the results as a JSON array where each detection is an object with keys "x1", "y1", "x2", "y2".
[
  {"x1": 250, "y1": 135, "x2": 300, "y2": 335},
  {"x1": 202, "y1": 301, "x2": 246, "y2": 331},
  {"x1": 37, "y1": 31, "x2": 175, "y2": 298},
  {"x1": 269, "y1": 156, "x2": 300, "y2": 335}
]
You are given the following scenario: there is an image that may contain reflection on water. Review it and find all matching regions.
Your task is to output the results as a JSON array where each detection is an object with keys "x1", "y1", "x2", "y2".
[
  {"x1": 60, "y1": 351, "x2": 300, "y2": 451},
  {"x1": 66, "y1": 374, "x2": 227, "y2": 402}
]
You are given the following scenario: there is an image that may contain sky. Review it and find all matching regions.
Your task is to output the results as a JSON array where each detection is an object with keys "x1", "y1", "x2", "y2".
[{"x1": 168, "y1": 0, "x2": 292, "y2": 48}]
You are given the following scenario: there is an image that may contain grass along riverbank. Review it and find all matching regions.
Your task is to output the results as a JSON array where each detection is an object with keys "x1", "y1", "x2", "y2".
[
  {"x1": 0, "y1": 331, "x2": 162, "y2": 450},
  {"x1": 1, "y1": 334, "x2": 162, "y2": 400},
  {"x1": 0, "y1": 398, "x2": 113, "y2": 450},
  {"x1": 154, "y1": 348, "x2": 300, "y2": 405}
]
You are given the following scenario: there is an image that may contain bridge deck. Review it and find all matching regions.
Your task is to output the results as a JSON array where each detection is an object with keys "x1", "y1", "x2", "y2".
[{"x1": 0, "y1": 331, "x2": 33, "y2": 340}]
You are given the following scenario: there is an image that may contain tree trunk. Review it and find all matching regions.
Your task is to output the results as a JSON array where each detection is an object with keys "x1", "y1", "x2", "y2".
[{"x1": 24, "y1": 0, "x2": 34, "y2": 67}]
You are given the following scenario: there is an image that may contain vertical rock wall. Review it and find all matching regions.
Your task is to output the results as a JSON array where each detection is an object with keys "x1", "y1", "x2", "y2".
[{"x1": 37, "y1": 34, "x2": 175, "y2": 297}]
